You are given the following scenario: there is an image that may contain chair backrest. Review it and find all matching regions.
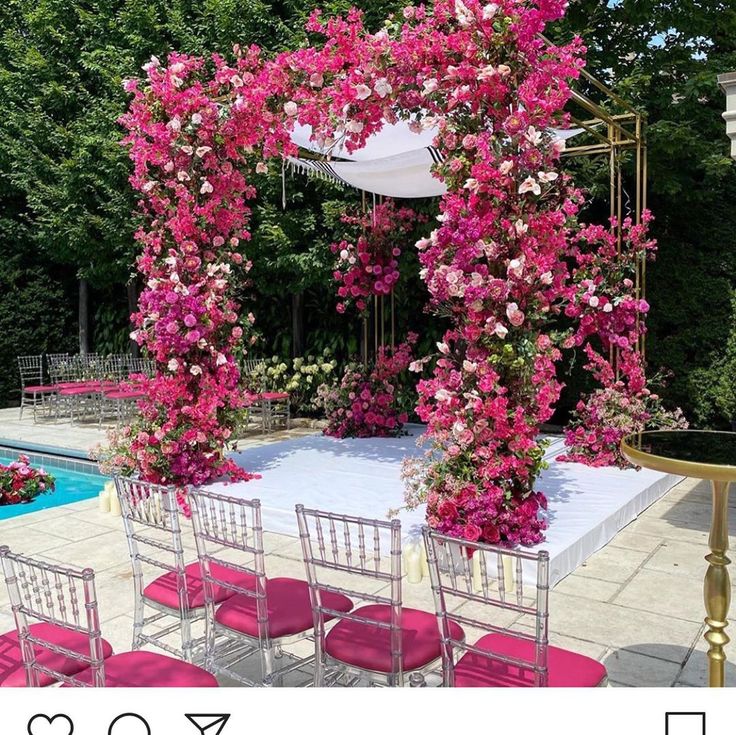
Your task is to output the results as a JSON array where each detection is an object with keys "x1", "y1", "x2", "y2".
[
  {"x1": 422, "y1": 527, "x2": 550, "y2": 687},
  {"x1": 17, "y1": 355, "x2": 43, "y2": 388},
  {"x1": 188, "y1": 490, "x2": 267, "y2": 637},
  {"x1": 47, "y1": 353, "x2": 77, "y2": 384},
  {"x1": 0, "y1": 546, "x2": 105, "y2": 687},
  {"x1": 295, "y1": 505, "x2": 403, "y2": 675},
  {"x1": 115, "y1": 476, "x2": 189, "y2": 612}
]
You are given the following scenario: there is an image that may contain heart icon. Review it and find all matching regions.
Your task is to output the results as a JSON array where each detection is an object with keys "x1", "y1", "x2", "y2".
[{"x1": 27, "y1": 714, "x2": 74, "y2": 735}]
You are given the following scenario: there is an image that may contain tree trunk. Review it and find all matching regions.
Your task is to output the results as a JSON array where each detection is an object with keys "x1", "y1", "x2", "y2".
[
  {"x1": 291, "y1": 292, "x2": 304, "y2": 358},
  {"x1": 78, "y1": 278, "x2": 89, "y2": 355},
  {"x1": 127, "y1": 279, "x2": 140, "y2": 358}
]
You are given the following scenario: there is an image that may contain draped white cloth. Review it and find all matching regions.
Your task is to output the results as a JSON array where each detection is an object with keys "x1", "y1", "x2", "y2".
[
  {"x1": 287, "y1": 150, "x2": 447, "y2": 198},
  {"x1": 286, "y1": 120, "x2": 584, "y2": 198}
]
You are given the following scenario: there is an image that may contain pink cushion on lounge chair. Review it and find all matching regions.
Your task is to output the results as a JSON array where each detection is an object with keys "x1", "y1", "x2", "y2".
[
  {"x1": 23, "y1": 385, "x2": 56, "y2": 394},
  {"x1": 260, "y1": 392, "x2": 289, "y2": 400},
  {"x1": 215, "y1": 577, "x2": 353, "y2": 639},
  {"x1": 453, "y1": 633, "x2": 607, "y2": 687},
  {"x1": 324, "y1": 604, "x2": 464, "y2": 673},
  {"x1": 69, "y1": 651, "x2": 218, "y2": 687},
  {"x1": 143, "y1": 561, "x2": 256, "y2": 610},
  {"x1": 0, "y1": 622, "x2": 114, "y2": 687}
]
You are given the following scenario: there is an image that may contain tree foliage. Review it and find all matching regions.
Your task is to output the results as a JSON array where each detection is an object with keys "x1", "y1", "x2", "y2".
[{"x1": 552, "y1": 0, "x2": 736, "y2": 426}]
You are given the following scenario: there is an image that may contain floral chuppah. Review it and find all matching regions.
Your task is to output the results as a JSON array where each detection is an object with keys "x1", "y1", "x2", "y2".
[{"x1": 120, "y1": 0, "x2": 674, "y2": 546}]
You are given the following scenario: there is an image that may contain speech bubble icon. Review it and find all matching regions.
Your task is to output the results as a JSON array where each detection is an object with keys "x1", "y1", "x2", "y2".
[{"x1": 108, "y1": 713, "x2": 151, "y2": 735}]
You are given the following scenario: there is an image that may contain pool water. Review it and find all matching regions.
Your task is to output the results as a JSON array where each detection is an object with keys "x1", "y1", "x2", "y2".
[{"x1": 0, "y1": 464, "x2": 107, "y2": 521}]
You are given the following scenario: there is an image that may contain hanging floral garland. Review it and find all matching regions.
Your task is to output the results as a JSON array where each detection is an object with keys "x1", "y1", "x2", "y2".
[{"x1": 331, "y1": 199, "x2": 424, "y2": 313}]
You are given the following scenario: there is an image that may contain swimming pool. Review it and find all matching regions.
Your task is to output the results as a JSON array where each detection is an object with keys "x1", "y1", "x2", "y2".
[{"x1": 0, "y1": 449, "x2": 107, "y2": 521}]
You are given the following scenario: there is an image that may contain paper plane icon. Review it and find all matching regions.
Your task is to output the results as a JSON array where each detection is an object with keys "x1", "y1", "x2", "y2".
[{"x1": 185, "y1": 714, "x2": 231, "y2": 735}]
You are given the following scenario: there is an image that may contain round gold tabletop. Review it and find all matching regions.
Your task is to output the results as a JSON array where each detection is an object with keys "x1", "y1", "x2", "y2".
[{"x1": 621, "y1": 430, "x2": 736, "y2": 482}]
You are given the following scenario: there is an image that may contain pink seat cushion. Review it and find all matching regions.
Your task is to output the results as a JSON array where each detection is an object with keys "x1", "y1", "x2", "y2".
[
  {"x1": 261, "y1": 392, "x2": 289, "y2": 400},
  {"x1": 58, "y1": 385, "x2": 97, "y2": 395},
  {"x1": 0, "y1": 622, "x2": 114, "y2": 687},
  {"x1": 215, "y1": 577, "x2": 353, "y2": 639},
  {"x1": 324, "y1": 604, "x2": 464, "y2": 673},
  {"x1": 104, "y1": 390, "x2": 145, "y2": 399},
  {"x1": 143, "y1": 561, "x2": 255, "y2": 610},
  {"x1": 453, "y1": 633, "x2": 607, "y2": 687},
  {"x1": 70, "y1": 651, "x2": 218, "y2": 687},
  {"x1": 23, "y1": 385, "x2": 56, "y2": 393}
]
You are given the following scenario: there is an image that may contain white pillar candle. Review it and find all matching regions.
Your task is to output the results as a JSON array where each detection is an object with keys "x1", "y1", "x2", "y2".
[
  {"x1": 502, "y1": 555, "x2": 516, "y2": 595},
  {"x1": 98, "y1": 490, "x2": 110, "y2": 513},
  {"x1": 109, "y1": 489, "x2": 122, "y2": 517},
  {"x1": 419, "y1": 542, "x2": 430, "y2": 578},
  {"x1": 403, "y1": 543, "x2": 423, "y2": 584},
  {"x1": 472, "y1": 552, "x2": 482, "y2": 593}
]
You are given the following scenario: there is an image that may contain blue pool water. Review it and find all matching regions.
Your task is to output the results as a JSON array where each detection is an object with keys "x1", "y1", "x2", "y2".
[{"x1": 0, "y1": 464, "x2": 107, "y2": 521}]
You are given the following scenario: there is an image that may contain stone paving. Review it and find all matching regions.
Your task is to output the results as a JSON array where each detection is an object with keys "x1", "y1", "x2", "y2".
[{"x1": 0, "y1": 415, "x2": 734, "y2": 687}]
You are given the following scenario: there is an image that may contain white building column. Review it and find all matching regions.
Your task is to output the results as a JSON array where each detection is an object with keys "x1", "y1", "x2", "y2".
[{"x1": 718, "y1": 72, "x2": 736, "y2": 160}]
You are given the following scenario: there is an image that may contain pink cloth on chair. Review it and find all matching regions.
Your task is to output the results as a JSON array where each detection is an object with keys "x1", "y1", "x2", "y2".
[
  {"x1": 0, "y1": 622, "x2": 114, "y2": 687},
  {"x1": 452, "y1": 632, "x2": 607, "y2": 687},
  {"x1": 324, "y1": 604, "x2": 464, "y2": 673},
  {"x1": 23, "y1": 385, "x2": 56, "y2": 393},
  {"x1": 143, "y1": 561, "x2": 256, "y2": 610},
  {"x1": 69, "y1": 651, "x2": 218, "y2": 687},
  {"x1": 215, "y1": 577, "x2": 353, "y2": 639}
]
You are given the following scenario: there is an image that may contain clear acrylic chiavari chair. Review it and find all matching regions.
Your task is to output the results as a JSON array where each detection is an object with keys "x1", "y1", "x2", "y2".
[
  {"x1": 0, "y1": 545, "x2": 113, "y2": 687},
  {"x1": 116, "y1": 477, "x2": 252, "y2": 664},
  {"x1": 17, "y1": 355, "x2": 56, "y2": 422},
  {"x1": 189, "y1": 490, "x2": 352, "y2": 686},
  {"x1": 0, "y1": 546, "x2": 218, "y2": 687},
  {"x1": 296, "y1": 506, "x2": 463, "y2": 687},
  {"x1": 422, "y1": 528, "x2": 608, "y2": 687}
]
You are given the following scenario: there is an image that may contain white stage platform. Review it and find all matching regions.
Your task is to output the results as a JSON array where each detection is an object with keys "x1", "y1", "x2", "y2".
[{"x1": 213, "y1": 426, "x2": 682, "y2": 586}]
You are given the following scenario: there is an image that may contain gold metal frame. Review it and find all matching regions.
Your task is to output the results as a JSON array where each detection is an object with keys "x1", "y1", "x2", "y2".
[
  {"x1": 301, "y1": 47, "x2": 648, "y2": 365},
  {"x1": 558, "y1": 61, "x2": 649, "y2": 359}
]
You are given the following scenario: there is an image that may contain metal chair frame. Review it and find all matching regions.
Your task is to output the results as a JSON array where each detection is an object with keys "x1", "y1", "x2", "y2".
[
  {"x1": 17, "y1": 355, "x2": 55, "y2": 422},
  {"x1": 0, "y1": 546, "x2": 106, "y2": 687},
  {"x1": 189, "y1": 489, "x2": 315, "y2": 686},
  {"x1": 423, "y1": 527, "x2": 555, "y2": 687},
  {"x1": 297, "y1": 505, "x2": 442, "y2": 687},
  {"x1": 115, "y1": 476, "x2": 205, "y2": 663}
]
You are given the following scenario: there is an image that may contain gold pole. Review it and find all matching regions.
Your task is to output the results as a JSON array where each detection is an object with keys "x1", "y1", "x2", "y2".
[
  {"x1": 361, "y1": 190, "x2": 369, "y2": 366},
  {"x1": 374, "y1": 294, "x2": 378, "y2": 357},
  {"x1": 704, "y1": 480, "x2": 732, "y2": 687},
  {"x1": 609, "y1": 123, "x2": 617, "y2": 374},
  {"x1": 391, "y1": 290, "x2": 395, "y2": 348}
]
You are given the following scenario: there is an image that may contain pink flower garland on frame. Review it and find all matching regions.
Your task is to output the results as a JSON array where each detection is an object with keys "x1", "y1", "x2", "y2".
[{"x1": 120, "y1": 0, "x2": 664, "y2": 546}]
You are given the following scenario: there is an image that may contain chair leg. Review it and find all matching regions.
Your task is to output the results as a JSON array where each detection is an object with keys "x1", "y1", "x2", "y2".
[
  {"x1": 261, "y1": 642, "x2": 276, "y2": 685},
  {"x1": 180, "y1": 614, "x2": 194, "y2": 663},
  {"x1": 132, "y1": 592, "x2": 145, "y2": 651}
]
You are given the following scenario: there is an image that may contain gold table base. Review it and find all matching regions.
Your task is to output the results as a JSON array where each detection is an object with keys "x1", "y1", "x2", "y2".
[{"x1": 704, "y1": 480, "x2": 731, "y2": 687}]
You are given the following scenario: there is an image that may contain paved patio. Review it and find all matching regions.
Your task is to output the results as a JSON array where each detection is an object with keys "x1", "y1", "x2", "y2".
[{"x1": 0, "y1": 417, "x2": 734, "y2": 687}]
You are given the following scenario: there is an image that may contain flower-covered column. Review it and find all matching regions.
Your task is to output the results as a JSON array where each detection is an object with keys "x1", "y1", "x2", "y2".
[{"x1": 120, "y1": 54, "x2": 260, "y2": 487}]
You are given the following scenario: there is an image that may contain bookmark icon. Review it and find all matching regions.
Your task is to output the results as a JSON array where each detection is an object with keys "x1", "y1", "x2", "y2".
[{"x1": 185, "y1": 714, "x2": 231, "y2": 735}]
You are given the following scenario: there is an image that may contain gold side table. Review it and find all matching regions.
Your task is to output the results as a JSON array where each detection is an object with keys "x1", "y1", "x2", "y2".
[{"x1": 621, "y1": 430, "x2": 736, "y2": 687}]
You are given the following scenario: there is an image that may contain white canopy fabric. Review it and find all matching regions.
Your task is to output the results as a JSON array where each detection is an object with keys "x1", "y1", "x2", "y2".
[
  {"x1": 287, "y1": 149, "x2": 447, "y2": 198},
  {"x1": 290, "y1": 120, "x2": 437, "y2": 161},
  {"x1": 286, "y1": 120, "x2": 584, "y2": 199}
]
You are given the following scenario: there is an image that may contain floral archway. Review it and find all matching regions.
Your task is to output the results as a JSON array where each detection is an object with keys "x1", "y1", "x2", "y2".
[{"x1": 117, "y1": 0, "x2": 679, "y2": 545}]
